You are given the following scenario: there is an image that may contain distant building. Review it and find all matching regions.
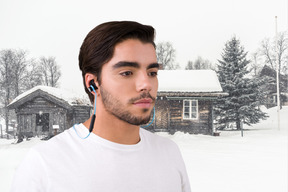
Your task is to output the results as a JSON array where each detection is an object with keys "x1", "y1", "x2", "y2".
[
  {"x1": 149, "y1": 70, "x2": 227, "y2": 135},
  {"x1": 259, "y1": 65, "x2": 288, "y2": 108},
  {"x1": 8, "y1": 86, "x2": 92, "y2": 137}
]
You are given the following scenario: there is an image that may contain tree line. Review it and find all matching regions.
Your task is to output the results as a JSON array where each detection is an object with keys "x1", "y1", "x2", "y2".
[
  {"x1": 0, "y1": 49, "x2": 61, "y2": 137},
  {"x1": 156, "y1": 32, "x2": 287, "y2": 73}
]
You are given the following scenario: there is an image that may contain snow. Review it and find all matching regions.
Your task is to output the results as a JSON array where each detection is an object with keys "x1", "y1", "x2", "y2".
[
  {"x1": 158, "y1": 70, "x2": 223, "y2": 92},
  {"x1": 8, "y1": 85, "x2": 90, "y2": 106},
  {"x1": 0, "y1": 106, "x2": 287, "y2": 192}
]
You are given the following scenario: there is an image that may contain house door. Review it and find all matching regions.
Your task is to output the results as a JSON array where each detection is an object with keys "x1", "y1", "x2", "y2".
[
  {"x1": 36, "y1": 113, "x2": 49, "y2": 132},
  {"x1": 156, "y1": 109, "x2": 169, "y2": 131}
]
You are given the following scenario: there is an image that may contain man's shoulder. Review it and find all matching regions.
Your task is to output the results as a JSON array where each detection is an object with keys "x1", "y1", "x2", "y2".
[
  {"x1": 33, "y1": 127, "x2": 76, "y2": 153},
  {"x1": 140, "y1": 128, "x2": 178, "y2": 148}
]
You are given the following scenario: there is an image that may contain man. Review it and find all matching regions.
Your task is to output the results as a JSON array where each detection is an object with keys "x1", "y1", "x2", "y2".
[{"x1": 11, "y1": 21, "x2": 191, "y2": 192}]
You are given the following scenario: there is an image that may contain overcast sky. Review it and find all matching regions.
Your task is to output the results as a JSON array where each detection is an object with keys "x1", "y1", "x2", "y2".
[{"x1": 0, "y1": 0, "x2": 287, "y2": 93}]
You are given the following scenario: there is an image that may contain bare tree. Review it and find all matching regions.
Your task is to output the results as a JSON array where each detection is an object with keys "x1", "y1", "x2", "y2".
[
  {"x1": 249, "y1": 52, "x2": 264, "y2": 76},
  {"x1": 0, "y1": 49, "x2": 15, "y2": 137},
  {"x1": 185, "y1": 61, "x2": 193, "y2": 70},
  {"x1": 260, "y1": 32, "x2": 287, "y2": 74},
  {"x1": 23, "y1": 58, "x2": 43, "y2": 90},
  {"x1": 39, "y1": 56, "x2": 61, "y2": 87},
  {"x1": 185, "y1": 56, "x2": 214, "y2": 70},
  {"x1": 259, "y1": 32, "x2": 288, "y2": 108},
  {"x1": 1, "y1": 49, "x2": 41, "y2": 97},
  {"x1": 11, "y1": 50, "x2": 30, "y2": 97},
  {"x1": 156, "y1": 42, "x2": 179, "y2": 70}
]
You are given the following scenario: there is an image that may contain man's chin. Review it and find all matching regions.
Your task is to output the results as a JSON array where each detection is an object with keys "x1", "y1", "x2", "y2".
[
  {"x1": 128, "y1": 116, "x2": 151, "y2": 126},
  {"x1": 126, "y1": 112, "x2": 152, "y2": 126},
  {"x1": 142, "y1": 108, "x2": 149, "y2": 113},
  {"x1": 107, "y1": 105, "x2": 153, "y2": 126}
]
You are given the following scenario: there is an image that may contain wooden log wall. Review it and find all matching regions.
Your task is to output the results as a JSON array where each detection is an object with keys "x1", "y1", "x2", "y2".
[
  {"x1": 155, "y1": 100, "x2": 213, "y2": 134},
  {"x1": 14, "y1": 96, "x2": 82, "y2": 136},
  {"x1": 72, "y1": 105, "x2": 92, "y2": 125}
]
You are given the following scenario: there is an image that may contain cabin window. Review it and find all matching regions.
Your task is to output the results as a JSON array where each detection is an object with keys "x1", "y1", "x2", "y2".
[{"x1": 183, "y1": 100, "x2": 198, "y2": 120}]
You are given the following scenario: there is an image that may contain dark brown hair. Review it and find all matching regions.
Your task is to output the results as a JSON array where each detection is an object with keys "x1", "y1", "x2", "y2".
[{"x1": 78, "y1": 21, "x2": 156, "y2": 103}]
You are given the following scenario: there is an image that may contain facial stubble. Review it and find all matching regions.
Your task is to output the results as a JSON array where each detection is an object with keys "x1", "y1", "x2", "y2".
[{"x1": 100, "y1": 87, "x2": 154, "y2": 126}]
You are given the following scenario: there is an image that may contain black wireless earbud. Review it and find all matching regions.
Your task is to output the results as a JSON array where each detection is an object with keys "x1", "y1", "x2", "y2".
[
  {"x1": 88, "y1": 79, "x2": 98, "y2": 92},
  {"x1": 87, "y1": 79, "x2": 97, "y2": 133}
]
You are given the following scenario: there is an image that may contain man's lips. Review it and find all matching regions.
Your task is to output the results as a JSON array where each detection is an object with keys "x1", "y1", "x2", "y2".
[{"x1": 133, "y1": 98, "x2": 153, "y2": 108}]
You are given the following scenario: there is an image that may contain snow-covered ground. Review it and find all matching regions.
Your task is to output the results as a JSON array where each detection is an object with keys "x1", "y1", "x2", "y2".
[{"x1": 0, "y1": 106, "x2": 287, "y2": 192}]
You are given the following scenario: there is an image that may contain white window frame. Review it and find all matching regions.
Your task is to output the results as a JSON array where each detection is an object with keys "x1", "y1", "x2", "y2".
[{"x1": 183, "y1": 100, "x2": 198, "y2": 120}]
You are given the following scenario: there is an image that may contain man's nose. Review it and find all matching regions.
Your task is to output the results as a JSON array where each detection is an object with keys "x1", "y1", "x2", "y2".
[{"x1": 136, "y1": 72, "x2": 152, "y2": 92}]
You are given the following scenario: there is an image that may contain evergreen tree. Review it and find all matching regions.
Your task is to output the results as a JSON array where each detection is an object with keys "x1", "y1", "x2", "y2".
[{"x1": 215, "y1": 37, "x2": 267, "y2": 130}]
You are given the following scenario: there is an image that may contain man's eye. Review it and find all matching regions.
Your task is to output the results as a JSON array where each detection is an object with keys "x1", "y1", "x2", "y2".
[
  {"x1": 149, "y1": 71, "x2": 158, "y2": 77},
  {"x1": 120, "y1": 71, "x2": 133, "y2": 76}
]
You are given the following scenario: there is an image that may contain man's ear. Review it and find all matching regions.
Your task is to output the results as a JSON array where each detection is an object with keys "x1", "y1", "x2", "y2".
[{"x1": 85, "y1": 73, "x2": 99, "y2": 94}]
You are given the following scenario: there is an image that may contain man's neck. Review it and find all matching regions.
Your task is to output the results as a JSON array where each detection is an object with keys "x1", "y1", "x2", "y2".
[{"x1": 83, "y1": 112, "x2": 140, "y2": 145}]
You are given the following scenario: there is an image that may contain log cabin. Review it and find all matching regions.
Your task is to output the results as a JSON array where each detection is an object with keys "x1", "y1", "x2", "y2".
[
  {"x1": 147, "y1": 70, "x2": 227, "y2": 135},
  {"x1": 8, "y1": 86, "x2": 92, "y2": 137}
]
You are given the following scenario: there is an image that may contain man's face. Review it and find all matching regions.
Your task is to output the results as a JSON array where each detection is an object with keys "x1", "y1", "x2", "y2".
[{"x1": 99, "y1": 39, "x2": 159, "y2": 125}]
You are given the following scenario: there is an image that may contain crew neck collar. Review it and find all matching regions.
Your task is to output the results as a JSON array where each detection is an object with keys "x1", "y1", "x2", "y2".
[{"x1": 73, "y1": 124, "x2": 144, "y2": 151}]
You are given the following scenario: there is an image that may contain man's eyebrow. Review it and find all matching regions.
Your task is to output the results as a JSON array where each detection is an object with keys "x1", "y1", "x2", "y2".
[
  {"x1": 147, "y1": 63, "x2": 160, "y2": 70},
  {"x1": 112, "y1": 62, "x2": 160, "y2": 70},
  {"x1": 112, "y1": 61, "x2": 140, "y2": 69}
]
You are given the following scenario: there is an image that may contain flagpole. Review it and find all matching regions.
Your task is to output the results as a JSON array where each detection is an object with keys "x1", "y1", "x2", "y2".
[{"x1": 275, "y1": 16, "x2": 281, "y2": 131}]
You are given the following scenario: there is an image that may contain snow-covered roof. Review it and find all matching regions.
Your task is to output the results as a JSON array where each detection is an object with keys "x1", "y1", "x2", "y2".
[
  {"x1": 158, "y1": 70, "x2": 223, "y2": 92},
  {"x1": 9, "y1": 86, "x2": 90, "y2": 106}
]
